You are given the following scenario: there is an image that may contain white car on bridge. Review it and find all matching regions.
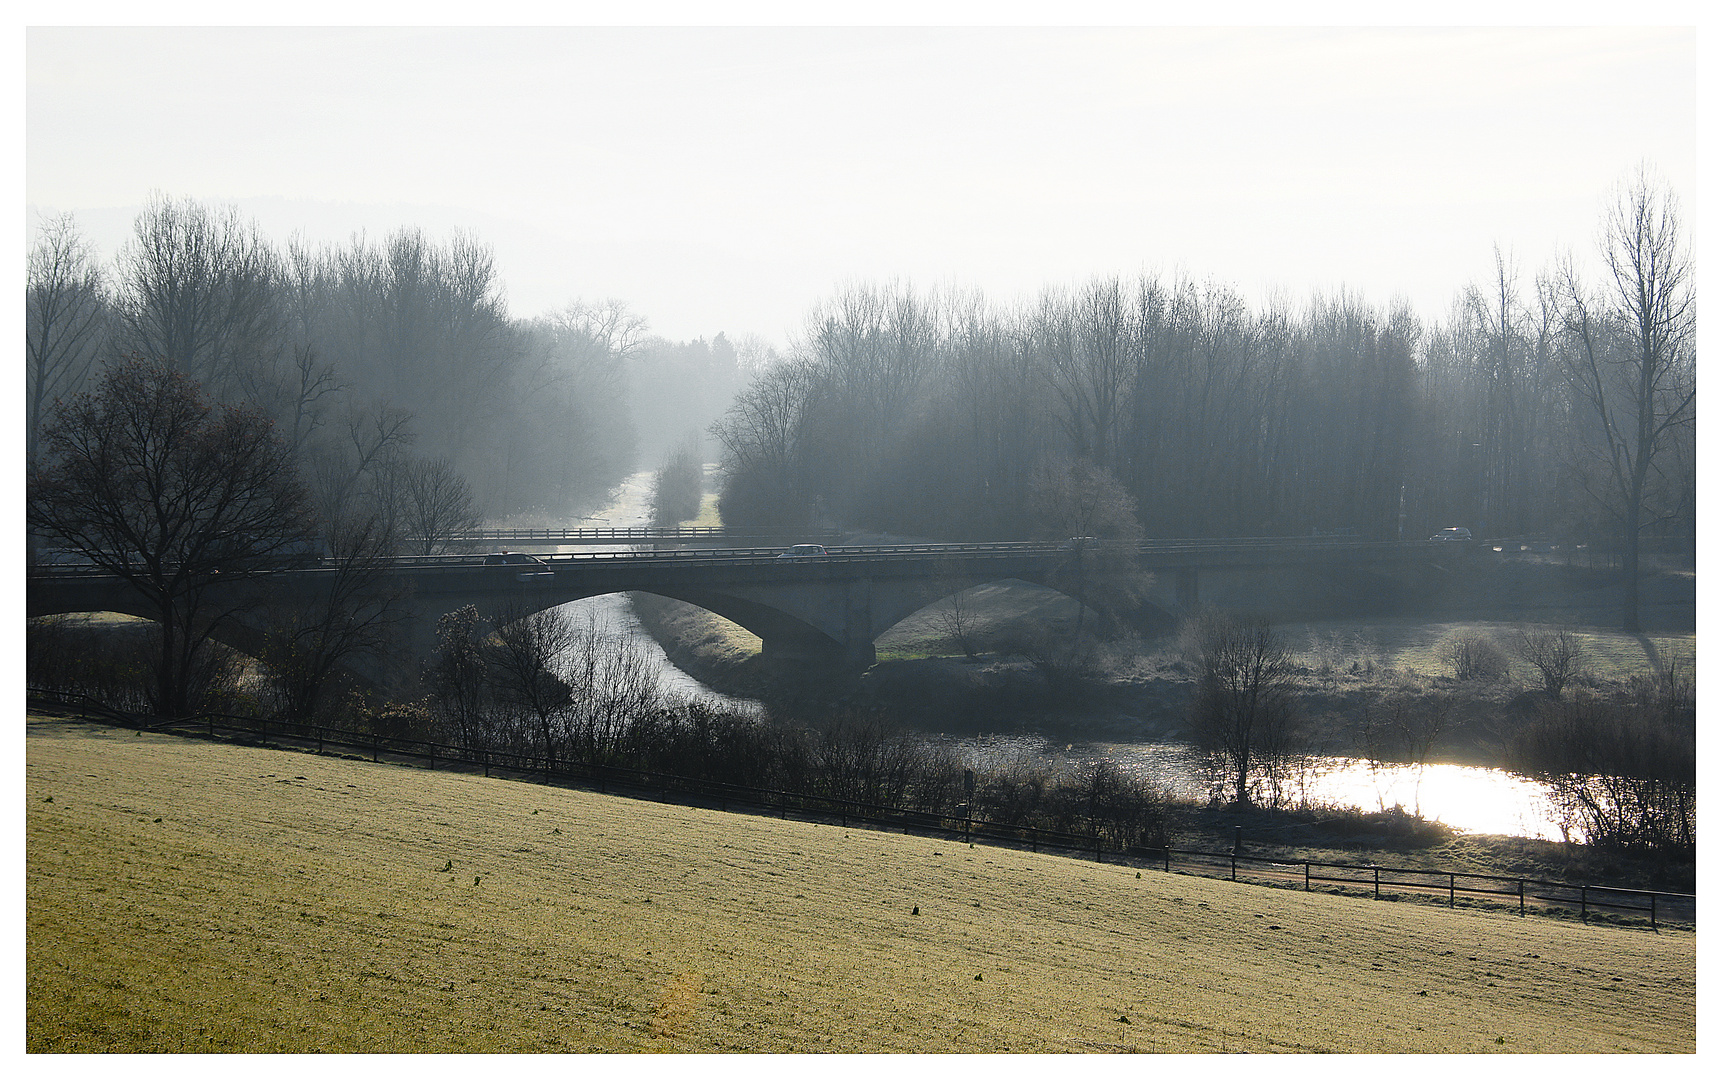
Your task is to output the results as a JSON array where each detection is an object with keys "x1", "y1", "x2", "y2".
[{"x1": 484, "y1": 551, "x2": 555, "y2": 580}]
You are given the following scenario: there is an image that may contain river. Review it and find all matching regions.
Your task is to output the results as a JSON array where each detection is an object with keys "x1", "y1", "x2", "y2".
[
  {"x1": 536, "y1": 473, "x2": 763, "y2": 714},
  {"x1": 543, "y1": 473, "x2": 1570, "y2": 842},
  {"x1": 949, "y1": 735, "x2": 1569, "y2": 842}
]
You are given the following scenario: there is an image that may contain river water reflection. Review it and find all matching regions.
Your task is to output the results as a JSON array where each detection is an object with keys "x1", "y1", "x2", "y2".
[
  {"x1": 945, "y1": 734, "x2": 1568, "y2": 842},
  {"x1": 547, "y1": 473, "x2": 1568, "y2": 843}
]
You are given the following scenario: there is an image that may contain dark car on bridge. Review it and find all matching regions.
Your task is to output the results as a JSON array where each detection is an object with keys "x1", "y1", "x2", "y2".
[
  {"x1": 484, "y1": 551, "x2": 555, "y2": 580},
  {"x1": 1428, "y1": 527, "x2": 1473, "y2": 542},
  {"x1": 775, "y1": 544, "x2": 828, "y2": 558}
]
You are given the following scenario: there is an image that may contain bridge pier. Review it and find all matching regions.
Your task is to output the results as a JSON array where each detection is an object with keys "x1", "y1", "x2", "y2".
[{"x1": 759, "y1": 633, "x2": 876, "y2": 671}]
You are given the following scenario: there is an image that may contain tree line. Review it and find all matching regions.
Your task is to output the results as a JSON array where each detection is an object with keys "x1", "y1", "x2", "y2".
[
  {"x1": 25, "y1": 195, "x2": 755, "y2": 536},
  {"x1": 713, "y1": 171, "x2": 1695, "y2": 631}
]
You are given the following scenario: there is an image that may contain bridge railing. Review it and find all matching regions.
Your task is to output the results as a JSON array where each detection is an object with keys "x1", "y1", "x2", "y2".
[
  {"x1": 25, "y1": 535, "x2": 1479, "y2": 581},
  {"x1": 423, "y1": 525, "x2": 847, "y2": 543}
]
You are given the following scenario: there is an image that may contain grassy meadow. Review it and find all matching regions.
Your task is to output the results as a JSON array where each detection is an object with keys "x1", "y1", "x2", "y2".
[{"x1": 25, "y1": 713, "x2": 1694, "y2": 1053}]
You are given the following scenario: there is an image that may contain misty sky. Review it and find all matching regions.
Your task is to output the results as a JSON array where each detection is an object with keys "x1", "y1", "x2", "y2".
[{"x1": 24, "y1": 23, "x2": 1697, "y2": 347}]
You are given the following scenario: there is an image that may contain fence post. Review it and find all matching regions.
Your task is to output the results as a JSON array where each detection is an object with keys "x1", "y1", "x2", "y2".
[
  {"x1": 1230, "y1": 852, "x2": 1237, "y2": 882},
  {"x1": 372, "y1": 732, "x2": 378, "y2": 763},
  {"x1": 483, "y1": 749, "x2": 489, "y2": 778},
  {"x1": 1518, "y1": 879, "x2": 1525, "y2": 917},
  {"x1": 1373, "y1": 866, "x2": 1380, "y2": 899},
  {"x1": 1164, "y1": 846, "x2": 1171, "y2": 874},
  {"x1": 1449, "y1": 873, "x2": 1455, "y2": 908},
  {"x1": 1580, "y1": 885, "x2": 1588, "y2": 922},
  {"x1": 1305, "y1": 862, "x2": 1310, "y2": 892},
  {"x1": 1650, "y1": 892, "x2": 1658, "y2": 932}
]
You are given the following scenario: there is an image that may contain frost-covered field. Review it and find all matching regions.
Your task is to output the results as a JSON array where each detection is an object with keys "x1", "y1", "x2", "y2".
[{"x1": 26, "y1": 714, "x2": 1694, "y2": 1053}]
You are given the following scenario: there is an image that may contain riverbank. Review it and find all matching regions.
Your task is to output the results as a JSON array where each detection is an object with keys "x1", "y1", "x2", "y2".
[
  {"x1": 26, "y1": 713, "x2": 1695, "y2": 1052},
  {"x1": 625, "y1": 564, "x2": 1697, "y2": 892}
]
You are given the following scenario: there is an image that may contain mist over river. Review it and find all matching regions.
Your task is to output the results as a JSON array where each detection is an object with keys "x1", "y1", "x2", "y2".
[{"x1": 544, "y1": 473, "x2": 1571, "y2": 843}]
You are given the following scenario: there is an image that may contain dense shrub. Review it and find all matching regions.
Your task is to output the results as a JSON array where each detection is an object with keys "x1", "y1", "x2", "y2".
[
  {"x1": 1517, "y1": 627, "x2": 1587, "y2": 698},
  {"x1": 1438, "y1": 630, "x2": 1510, "y2": 681},
  {"x1": 649, "y1": 438, "x2": 705, "y2": 527}
]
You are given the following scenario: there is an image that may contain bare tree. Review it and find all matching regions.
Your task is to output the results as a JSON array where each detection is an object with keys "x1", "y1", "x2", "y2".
[
  {"x1": 1556, "y1": 169, "x2": 1696, "y2": 632},
  {"x1": 1028, "y1": 455, "x2": 1147, "y2": 647},
  {"x1": 546, "y1": 298, "x2": 649, "y2": 367},
  {"x1": 112, "y1": 195, "x2": 284, "y2": 396},
  {"x1": 426, "y1": 605, "x2": 491, "y2": 747},
  {"x1": 1518, "y1": 627, "x2": 1586, "y2": 699},
  {"x1": 26, "y1": 215, "x2": 109, "y2": 472},
  {"x1": 1508, "y1": 690, "x2": 1694, "y2": 855},
  {"x1": 1438, "y1": 630, "x2": 1509, "y2": 681},
  {"x1": 399, "y1": 456, "x2": 482, "y2": 554},
  {"x1": 28, "y1": 359, "x2": 314, "y2": 715},
  {"x1": 258, "y1": 512, "x2": 408, "y2": 720},
  {"x1": 1038, "y1": 277, "x2": 1135, "y2": 468},
  {"x1": 712, "y1": 358, "x2": 818, "y2": 526},
  {"x1": 1185, "y1": 612, "x2": 1301, "y2": 807},
  {"x1": 247, "y1": 343, "x2": 344, "y2": 458},
  {"x1": 935, "y1": 570, "x2": 980, "y2": 659},
  {"x1": 306, "y1": 399, "x2": 416, "y2": 536},
  {"x1": 564, "y1": 610, "x2": 661, "y2": 763},
  {"x1": 487, "y1": 604, "x2": 578, "y2": 769}
]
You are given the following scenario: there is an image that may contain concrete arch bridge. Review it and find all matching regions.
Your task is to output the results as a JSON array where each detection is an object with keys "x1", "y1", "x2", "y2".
[{"x1": 27, "y1": 539, "x2": 1466, "y2": 678}]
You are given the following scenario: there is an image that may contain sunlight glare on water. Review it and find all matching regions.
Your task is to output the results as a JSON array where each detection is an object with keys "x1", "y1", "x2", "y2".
[
  {"x1": 961, "y1": 735, "x2": 1569, "y2": 842},
  {"x1": 1293, "y1": 758, "x2": 1566, "y2": 841}
]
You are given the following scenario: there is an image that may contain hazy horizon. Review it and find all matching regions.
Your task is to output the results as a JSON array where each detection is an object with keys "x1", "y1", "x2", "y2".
[{"x1": 26, "y1": 24, "x2": 1697, "y2": 347}]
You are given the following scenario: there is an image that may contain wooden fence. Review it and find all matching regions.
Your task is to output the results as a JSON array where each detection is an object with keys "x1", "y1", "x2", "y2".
[{"x1": 29, "y1": 689, "x2": 1693, "y2": 932}]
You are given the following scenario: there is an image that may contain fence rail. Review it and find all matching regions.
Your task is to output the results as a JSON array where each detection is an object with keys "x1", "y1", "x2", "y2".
[{"x1": 28, "y1": 689, "x2": 1693, "y2": 931}]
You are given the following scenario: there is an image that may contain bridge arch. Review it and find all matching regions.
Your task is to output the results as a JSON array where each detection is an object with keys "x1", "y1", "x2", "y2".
[
  {"x1": 26, "y1": 605, "x2": 276, "y2": 685},
  {"x1": 864, "y1": 573, "x2": 1184, "y2": 649},
  {"x1": 432, "y1": 584, "x2": 853, "y2": 667}
]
